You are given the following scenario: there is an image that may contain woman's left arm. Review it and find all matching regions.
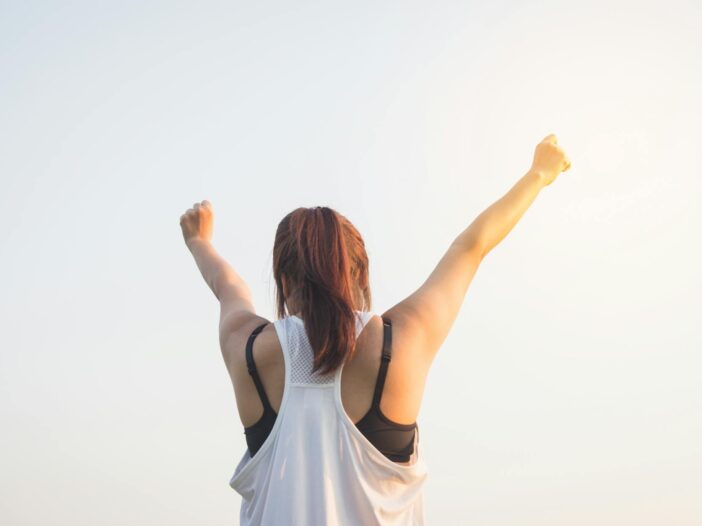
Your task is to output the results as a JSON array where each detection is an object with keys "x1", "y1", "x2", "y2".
[{"x1": 180, "y1": 200, "x2": 256, "y2": 317}]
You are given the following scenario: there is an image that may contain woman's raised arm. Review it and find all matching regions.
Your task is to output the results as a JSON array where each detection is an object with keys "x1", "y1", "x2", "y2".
[{"x1": 383, "y1": 134, "x2": 571, "y2": 365}]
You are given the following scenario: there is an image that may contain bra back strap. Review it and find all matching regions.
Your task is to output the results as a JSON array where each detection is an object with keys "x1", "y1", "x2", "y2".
[
  {"x1": 245, "y1": 322, "x2": 274, "y2": 412},
  {"x1": 371, "y1": 317, "x2": 393, "y2": 407}
]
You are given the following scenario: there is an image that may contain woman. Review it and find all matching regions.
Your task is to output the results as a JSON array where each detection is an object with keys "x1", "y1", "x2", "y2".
[{"x1": 179, "y1": 134, "x2": 571, "y2": 525}]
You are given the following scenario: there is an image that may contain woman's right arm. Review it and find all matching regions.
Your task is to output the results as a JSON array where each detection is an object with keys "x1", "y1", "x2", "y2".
[
  {"x1": 383, "y1": 134, "x2": 571, "y2": 364},
  {"x1": 464, "y1": 167, "x2": 547, "y2": 258},
  {"x1": 468, "y1": 133, "x2": 571, "y2": 258}
]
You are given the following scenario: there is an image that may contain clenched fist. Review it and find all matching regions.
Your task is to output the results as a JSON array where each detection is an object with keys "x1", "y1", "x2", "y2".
[
  {"x1": 180, "y1": 200, "x2": 214, "y2": 248},
  {"x1": 530, "y1": 134, "x2": 571, "y2": 186}
]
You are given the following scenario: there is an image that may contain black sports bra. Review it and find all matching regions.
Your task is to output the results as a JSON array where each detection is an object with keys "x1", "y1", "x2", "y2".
[{"x1": 243, "y1": 316, "x2": 417, "y2": 463}]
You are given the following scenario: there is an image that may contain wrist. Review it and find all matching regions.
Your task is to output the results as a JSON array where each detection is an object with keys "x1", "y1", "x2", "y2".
[
  {"x1": 186, "y1": 237, "x2": 211, "y2": 252},
  {"x1": 526, "y1": 168, "x2": 547, "y2": 188}
]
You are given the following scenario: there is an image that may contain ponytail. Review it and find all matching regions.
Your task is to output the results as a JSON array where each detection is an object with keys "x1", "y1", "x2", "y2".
[{"x1": 273, "y1": 206, "x2": 371, "y2": 375}]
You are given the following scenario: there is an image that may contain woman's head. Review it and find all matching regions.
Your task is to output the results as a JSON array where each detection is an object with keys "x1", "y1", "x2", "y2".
[{"x1": 273, "y1": 206, "x2": 371, "y2": 375}]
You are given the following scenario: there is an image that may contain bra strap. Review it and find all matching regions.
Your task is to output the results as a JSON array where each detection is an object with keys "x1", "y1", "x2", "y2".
[
  {"x1": 371, "y1": 317, "x2": 393, "y2": 407},
  {"x1": 245, "y1": 322, "x2": 274, "y2": 413}
]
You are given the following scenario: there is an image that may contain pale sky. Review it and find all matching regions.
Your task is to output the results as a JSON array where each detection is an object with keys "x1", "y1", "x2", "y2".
[{"x1": 1, "y1": 1, "x2": 700, "y2": 524}]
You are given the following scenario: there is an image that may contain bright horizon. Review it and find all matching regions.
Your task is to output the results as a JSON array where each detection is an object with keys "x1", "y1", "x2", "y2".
[{"x1": 1, "y1": 1, "x2": 700, "y2": 524}]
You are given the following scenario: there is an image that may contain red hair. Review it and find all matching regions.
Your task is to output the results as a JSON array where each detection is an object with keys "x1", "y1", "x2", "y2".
[{"x1": 273, "y1": 206, "x2": 372, "y2": 375}]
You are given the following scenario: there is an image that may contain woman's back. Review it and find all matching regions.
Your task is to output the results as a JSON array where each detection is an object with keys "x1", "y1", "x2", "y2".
[
  {"x1": 229, "y1": 311, "x2": 428, "y2": 525},
  {"x1": 231, "y1": 311, "x2": 431, "y2": 466}
]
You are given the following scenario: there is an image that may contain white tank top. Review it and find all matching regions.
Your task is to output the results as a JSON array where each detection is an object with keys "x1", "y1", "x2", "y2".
[{"x1": 229, "y1": 310, "x2": 428, "y2": 525}]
